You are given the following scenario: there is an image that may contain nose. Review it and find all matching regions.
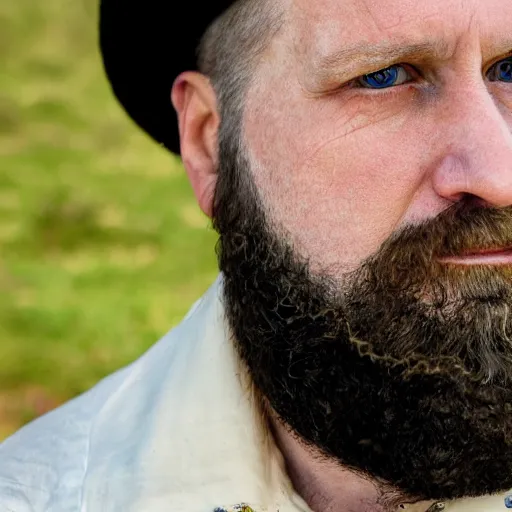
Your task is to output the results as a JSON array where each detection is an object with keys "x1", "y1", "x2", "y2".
[{"x1": 431, "y1": 83, "x2": 512, "y2": 208}]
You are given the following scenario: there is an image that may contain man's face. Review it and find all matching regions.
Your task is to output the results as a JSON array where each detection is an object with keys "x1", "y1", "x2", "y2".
[
  {"x1": 243, "y1": 0, "x2": 512, "y2": 276},
  {"x1": 212, "y1": 0, "x2": 512, "y2": 505}
]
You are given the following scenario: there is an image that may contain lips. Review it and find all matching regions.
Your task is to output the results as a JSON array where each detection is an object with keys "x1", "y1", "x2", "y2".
[
  {"x1": 459, "y1": 245, "x2": 512, "y2": 257},
  {"x1": 438, "y1": 246, "x2": 512, "y2": 265}
]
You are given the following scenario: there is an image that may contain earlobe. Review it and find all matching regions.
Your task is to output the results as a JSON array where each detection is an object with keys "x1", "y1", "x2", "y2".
[{"x1": 171, "y1": 72, "x2": 220, "y2": 218}]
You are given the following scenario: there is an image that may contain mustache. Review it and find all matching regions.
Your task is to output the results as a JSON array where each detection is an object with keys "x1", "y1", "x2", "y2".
[{"x1": 361, "y1": 201, "x2": 512, "y2": 275}]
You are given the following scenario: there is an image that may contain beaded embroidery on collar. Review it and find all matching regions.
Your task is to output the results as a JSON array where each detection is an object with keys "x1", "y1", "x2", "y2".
[
  {"x1": 214, "y1": 505, "x2": 256, "y2": 512},
  {"x1": 425, "y1": 503, "x2": 445, "y2": 511}
]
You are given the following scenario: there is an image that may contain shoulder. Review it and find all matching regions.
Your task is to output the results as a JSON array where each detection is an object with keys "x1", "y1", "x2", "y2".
[
  {"x1": 0, "y1": 366, "x2": 128, "y2": 511},
  {"x1": 0, "y1": 281, "x2": 222, "y2": 511},
  {"x1": 0, "y1": 307, "x2": 209, "y2": 511}
]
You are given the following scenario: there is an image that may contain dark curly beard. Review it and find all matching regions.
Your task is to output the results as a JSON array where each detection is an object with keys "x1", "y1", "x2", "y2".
[{"x1": 211, "y1": 129, "x2": 512, "y2": 502}]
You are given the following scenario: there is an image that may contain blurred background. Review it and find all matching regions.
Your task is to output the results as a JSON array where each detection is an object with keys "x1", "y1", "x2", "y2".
[{"x1": 0, "y1": 0, "x2": 218, "y2": 439}]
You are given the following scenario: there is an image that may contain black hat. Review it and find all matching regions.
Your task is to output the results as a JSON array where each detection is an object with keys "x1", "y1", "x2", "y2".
[{"x1": 99, "y1": 0, "x2": 235, "y2": 154}]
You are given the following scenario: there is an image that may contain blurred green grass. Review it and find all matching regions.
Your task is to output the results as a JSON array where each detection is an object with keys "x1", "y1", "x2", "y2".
[{"x1": 0, "y1": 0, "x2": 218, "y2": 439}]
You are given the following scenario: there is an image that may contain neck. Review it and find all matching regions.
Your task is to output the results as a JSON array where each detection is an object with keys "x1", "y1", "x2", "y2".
[{"x1": 268, "y1": 412, "x2": 436, "y2": 512}]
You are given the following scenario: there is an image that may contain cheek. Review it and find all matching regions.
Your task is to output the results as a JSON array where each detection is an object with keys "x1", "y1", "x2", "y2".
[{"x1": 244, "y1": 91, "x2": 433, "y2": 273}]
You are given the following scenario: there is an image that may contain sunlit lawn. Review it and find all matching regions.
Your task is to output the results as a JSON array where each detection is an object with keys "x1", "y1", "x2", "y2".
[{"x1": 0, "y1": 0, "x2": 218, "y2": 439}]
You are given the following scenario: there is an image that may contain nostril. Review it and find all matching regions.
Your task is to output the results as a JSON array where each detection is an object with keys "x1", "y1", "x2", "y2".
[{"x1": 462, "y1": 193, "x2": 491, "y2": 209}]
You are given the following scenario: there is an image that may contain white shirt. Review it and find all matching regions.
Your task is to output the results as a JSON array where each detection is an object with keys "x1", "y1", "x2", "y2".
[{"x1": 0, "y1": 276, "x2": 510, "y2": 512}]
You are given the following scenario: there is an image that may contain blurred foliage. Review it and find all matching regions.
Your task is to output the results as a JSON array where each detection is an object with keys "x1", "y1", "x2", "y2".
[{"x1": 0, "y1": 0, "x2": 218, "y2": 439}]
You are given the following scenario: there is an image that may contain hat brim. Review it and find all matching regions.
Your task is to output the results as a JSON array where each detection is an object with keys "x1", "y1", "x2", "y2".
[{"x1": 99, "y1": 0, "x2": 235, "y2": 154}]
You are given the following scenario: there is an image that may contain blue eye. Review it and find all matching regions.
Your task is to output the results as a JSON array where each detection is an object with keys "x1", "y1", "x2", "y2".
[
  {"x1": 357, "y1": 65, "x2": 412, "y2": 89},
  {"x1": 488, "y1": 58, "x2": 512, "y2": 83}
]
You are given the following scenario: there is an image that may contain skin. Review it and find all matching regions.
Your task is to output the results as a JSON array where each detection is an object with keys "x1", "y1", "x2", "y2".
[{"x1": 172, "y1": 0, "x2": 512, "y2": 509}]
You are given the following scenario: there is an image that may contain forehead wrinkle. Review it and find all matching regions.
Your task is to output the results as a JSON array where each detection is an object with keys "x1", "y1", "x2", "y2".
[{"x1": 288, "y1": 0, "x2": 512, "y2": 85}]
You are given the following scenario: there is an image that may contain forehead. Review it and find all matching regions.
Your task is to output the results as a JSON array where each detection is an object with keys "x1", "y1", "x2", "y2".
[{"x1": 288, "y1": 0, "x2": 512, "y2": 58}]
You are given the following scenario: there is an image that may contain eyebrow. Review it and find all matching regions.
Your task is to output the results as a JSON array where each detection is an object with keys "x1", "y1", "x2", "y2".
[
  {"x1": 311, "y1": 38, "x2": 512, "y2": 82},
  {"x1": 311, "y1": 40, "x2": 453, "y2": 80}
]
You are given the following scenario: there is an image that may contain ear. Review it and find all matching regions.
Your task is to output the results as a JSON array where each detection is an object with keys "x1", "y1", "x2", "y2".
[{"x1": 171, "y1": 71, "x2": 220, "y2": 218}]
